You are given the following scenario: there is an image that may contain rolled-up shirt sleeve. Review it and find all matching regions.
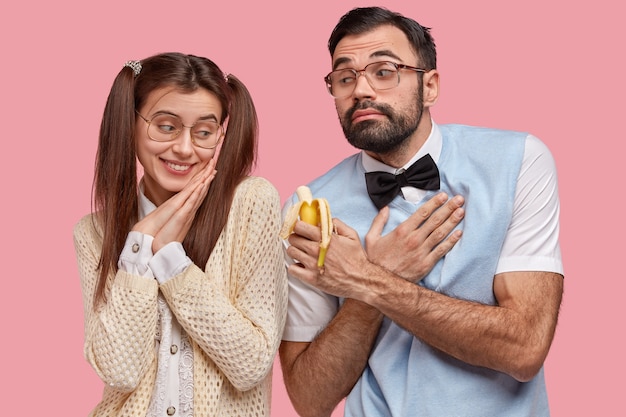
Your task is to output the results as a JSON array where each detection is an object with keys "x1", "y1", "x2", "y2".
[
  {"x1": 496, "y1": 134, "x2": 563, "y2": 275},
  {"x1": 281, "y1": 236, "x2": 340, "y2": 342}
]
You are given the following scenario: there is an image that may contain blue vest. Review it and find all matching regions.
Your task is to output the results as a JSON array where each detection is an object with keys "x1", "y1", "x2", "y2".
[{"x1": 303, "y1": 124, "x2": 549, "y2": 416}]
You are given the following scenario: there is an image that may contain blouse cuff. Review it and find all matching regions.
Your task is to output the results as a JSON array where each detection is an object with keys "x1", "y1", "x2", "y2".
[
  {"x1": 118, "y1": 231, "x2": 154, "y2": 278},
  {"x1": 149, "y1": 242, "x2": 192, "y2": 284}
]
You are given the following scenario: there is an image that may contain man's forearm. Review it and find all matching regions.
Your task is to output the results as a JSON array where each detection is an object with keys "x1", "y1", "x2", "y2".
[
  {"x1": 280, "y1": 299, "x2": 383, "y2": 417},
  {"x1": 364, "y1": 271, "x2": 563, "y2": 381}
]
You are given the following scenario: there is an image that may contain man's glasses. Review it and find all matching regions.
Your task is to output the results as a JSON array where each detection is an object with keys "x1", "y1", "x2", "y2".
[
  {"x1": 136, "y1": 111, "x2": 223, "y2": 149},
  {"x1": 324, "y1": 61, "x2": 426, "y2": 99}
]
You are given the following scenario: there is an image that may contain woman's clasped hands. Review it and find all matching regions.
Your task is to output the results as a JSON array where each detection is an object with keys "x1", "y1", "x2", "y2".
[{"x1": 133, "y1": 158, "x2": 217, "y2": 253}]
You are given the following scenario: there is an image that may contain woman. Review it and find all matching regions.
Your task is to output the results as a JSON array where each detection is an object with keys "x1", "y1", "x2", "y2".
[{"x1": 74, "y1": 52, "x2": 287, "y2": 416}]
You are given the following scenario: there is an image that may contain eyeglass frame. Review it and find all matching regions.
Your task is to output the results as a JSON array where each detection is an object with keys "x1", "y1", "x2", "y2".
[
  {"x1": 324, "y1": 61, "x2": 427, "y2": 99},
  {"x1": 135, "y1": 110, "x2": 224, "y2": 150}
]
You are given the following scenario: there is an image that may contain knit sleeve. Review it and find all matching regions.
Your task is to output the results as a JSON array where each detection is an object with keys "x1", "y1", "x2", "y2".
[
  {"x1": 160, "y1": 177, "x2": 288, "y2": 391},
  {"x1": 73, "y1": 215, "x2": 159, "y2": 392}
]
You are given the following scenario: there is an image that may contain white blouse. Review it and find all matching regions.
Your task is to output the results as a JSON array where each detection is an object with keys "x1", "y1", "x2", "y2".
[{"x1": 117, "y1": 186, "x2": 194, "y2": 417}]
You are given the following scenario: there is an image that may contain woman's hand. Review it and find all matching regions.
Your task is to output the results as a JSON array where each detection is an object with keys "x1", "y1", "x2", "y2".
[{"x1": 133, "y1": 158, "x2": 217, "y2": 253}]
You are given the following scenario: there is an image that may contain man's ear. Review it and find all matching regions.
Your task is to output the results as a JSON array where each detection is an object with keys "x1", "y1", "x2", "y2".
[{"x1": 422, "y1": 69, "x2": 439, "y2": 108}]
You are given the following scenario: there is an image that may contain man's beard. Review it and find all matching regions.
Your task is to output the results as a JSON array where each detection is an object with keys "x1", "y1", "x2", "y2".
[{"x1": 340, "y1": 87, "x2": 424, "y2": 154}]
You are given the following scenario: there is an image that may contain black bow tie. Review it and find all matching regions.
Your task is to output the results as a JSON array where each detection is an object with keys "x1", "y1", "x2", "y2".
[{"x1": 365, "y1": 154, "x2": 440, "y2": 209}]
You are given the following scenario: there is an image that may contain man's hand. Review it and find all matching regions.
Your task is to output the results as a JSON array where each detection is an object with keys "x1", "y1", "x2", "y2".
[
  {"x1": 366, "y1": 192, "x2": 465, "y2": 281},
  {"x1": 285, "y1": 192, "x2": 465, "y2": 300}
]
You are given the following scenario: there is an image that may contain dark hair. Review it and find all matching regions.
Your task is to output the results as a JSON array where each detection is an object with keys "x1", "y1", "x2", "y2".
[
  {"x1": 92, "y1": 52, "x2": 258, "y2": 305},
  {"x1": 328, "y1": 7, "x2": 437, "y2": 70}
]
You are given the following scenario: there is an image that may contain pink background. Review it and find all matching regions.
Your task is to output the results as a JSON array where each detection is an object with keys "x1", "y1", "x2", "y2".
[{"x1": 1, "y1": 0, "x2": 623, "y2": 415}]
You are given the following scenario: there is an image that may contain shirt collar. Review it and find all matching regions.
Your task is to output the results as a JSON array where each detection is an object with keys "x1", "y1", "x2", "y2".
[
  {"x1": 361, "y1": 120, "x2": 442, "y2": 174},
  {"x1": 138, "y1": 180, "x2": 157, "y2": 220}
]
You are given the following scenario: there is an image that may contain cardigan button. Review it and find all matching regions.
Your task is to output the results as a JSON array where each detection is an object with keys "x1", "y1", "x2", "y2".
[
  {"x1": 131, "y1": 243, "x2": 140, "y2": 253},
  {"x1": 170, "y1": 344, "x2": 178, "y2": 354},
  {"x1": 166, "y1": 406, "x2": 176, "y2": 415}
]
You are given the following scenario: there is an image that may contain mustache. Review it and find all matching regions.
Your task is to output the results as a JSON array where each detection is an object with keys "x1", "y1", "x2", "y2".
[{"x1": 345, "y1": 100, "x2": 394, "y2": 120}]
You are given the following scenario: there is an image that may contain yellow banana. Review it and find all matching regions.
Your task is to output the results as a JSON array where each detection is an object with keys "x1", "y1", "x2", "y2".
[{"x1": 280, "y1": 185, "x2": 333, "y2": 268}]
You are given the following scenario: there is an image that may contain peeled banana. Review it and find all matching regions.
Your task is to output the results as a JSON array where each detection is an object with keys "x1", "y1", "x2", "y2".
[{"x1": 280, "y1": 185, "x2": 333, "y2": 268}]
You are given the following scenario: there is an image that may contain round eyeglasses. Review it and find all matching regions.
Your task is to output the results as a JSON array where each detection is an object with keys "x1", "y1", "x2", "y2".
[
  {"x1": 136, "y1": 111, "x2": 223, "y2": 150},
  {"x1": 324, "y1": 61, "x2": 426, "y2": 99}
]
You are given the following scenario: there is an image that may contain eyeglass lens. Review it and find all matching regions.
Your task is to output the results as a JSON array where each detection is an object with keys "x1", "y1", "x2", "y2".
[
  {"x1": 148, "y1": 114, "x2": 221, "y2": 149},
  {"x1": 327, "y1": 62, "x2": 399, "y2": 97}
]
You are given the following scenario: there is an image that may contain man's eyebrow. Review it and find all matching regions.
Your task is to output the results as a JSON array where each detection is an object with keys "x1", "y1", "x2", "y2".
[
  {"x1": 332, "y1": 56, "x2": 352, "y2": 70},
  {"x1": 371, "y1": 50, "x2": 402, "y2": 61},
  {"x1": 332, "y1": 50, "x2": 403, "y2": 70}
]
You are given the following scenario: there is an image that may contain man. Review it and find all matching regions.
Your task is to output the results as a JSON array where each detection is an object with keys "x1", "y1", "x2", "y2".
[{"x1": 280, "y1": 6, "x2": 563, "y2": 417}]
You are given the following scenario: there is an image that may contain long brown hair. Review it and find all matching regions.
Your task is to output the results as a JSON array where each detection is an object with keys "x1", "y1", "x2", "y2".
[{"x1": 92, "y1": 52, "x2": 258, "y2": 306}]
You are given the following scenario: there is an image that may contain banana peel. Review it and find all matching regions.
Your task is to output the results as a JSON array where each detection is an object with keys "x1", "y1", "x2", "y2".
[{"x1": 280, "y1": 185, "x2": 332, "y2": 268}]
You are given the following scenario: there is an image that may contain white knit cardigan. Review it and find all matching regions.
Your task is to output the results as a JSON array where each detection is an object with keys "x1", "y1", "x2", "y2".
[{"x1": 74, "y1": 176, "x2": 288, "y2": 417}]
